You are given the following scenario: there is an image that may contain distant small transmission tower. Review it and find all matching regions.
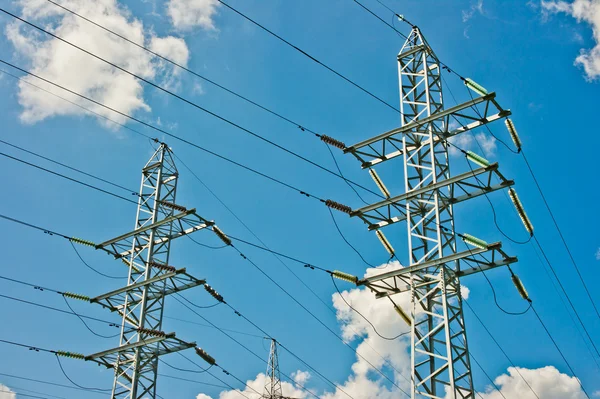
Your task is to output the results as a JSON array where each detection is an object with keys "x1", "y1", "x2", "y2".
[
  {"x1": 343, "y1": 25, "x2": 525, "y2": 399},
  {"x1": 262, "y1": 339, "x2": 299, "y2": 399},
  {"x1": 84, "y1": 143, "x2": 215, "y2": 399}
]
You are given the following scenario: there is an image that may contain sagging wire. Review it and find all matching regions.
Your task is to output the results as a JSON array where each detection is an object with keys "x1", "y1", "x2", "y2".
[
  {"x1": 459, "y1": 149, "x2": 533, "y2": 245},
  {"x1": 177, "y1": 293, "x2": 221, "y2": 310},
  {"x1": 185, "y1": 234, "x2": 228, "y2": 250},
  {"x1": 61, "y1": 295, "x2": 119, "y2": 339},
  {"x1": 327, "y1": 207, "x2": 378, "y2": 267},
  {"x1": 323, "y1": 142, "x2": 371, "y2": 205},
  {"x1": 69, "y1": 241, "x2": 124, "y2": 279},
  {"x1": 160, "y1": 358, "x2": 212, "y2": 374},
  {"x1": 54, "y1": 355, "x2": 111, "y2": 392},
  {"x1": 331, "y1": 275, "x2": 409, "y2": 341}
]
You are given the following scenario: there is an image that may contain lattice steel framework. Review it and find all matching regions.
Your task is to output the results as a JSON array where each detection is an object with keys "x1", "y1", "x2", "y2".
[
  {"x1": 344, "y1": 27, "x2": 518, "y2": 399},
  {"x1": 263, "y1": 339, "x2": 283, "y2": 399},
  {"x1": 90, "y1": 144, "x2": 213, "y2": 399}
]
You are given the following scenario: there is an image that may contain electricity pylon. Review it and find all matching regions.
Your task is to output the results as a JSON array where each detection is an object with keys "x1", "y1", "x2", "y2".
[
  {"x1": 343, "y1": 27, "x2": 518, "y2": 398},
  {"x1": 85, "y1": 143, "x2": 214, "y2": 399},
  {"x1": 262, "y1": 339, "x2": 299, "y2": 399}
]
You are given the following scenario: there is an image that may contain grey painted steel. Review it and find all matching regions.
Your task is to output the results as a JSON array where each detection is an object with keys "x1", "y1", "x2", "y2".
[
  {"x1": 90, "y1": 144, "x2": 212, "y2": 399},
  {"x1": 345, "y1": 27, "x2": 517, "y2": 399}
]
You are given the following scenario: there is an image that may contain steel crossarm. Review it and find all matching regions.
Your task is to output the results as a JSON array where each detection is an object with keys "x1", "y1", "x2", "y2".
[
  {"x1": 350, "y1": 163, "x2": 513, "y2": 230},
  {"x1": 357, "y1": 242, "x2": 517, "y2": 298},
  {"x1": 90, "y1": 269, "x2": 205, "y2": 313},
  {"x1": 86, "y1": 333, "x2": 195, "y2": 396},
  {"x1": 343, "y1": 93, "x2": 510, "y2": 168},
  {"x1": 96, "y1": 209, "x2": 213, "y2": 258}
]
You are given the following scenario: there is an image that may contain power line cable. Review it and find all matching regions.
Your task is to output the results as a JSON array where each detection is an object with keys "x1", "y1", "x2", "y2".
[
  {"x1": 223, "y1": 244, "x2": 408, "y2": 395},
  {"x1": 43, "y1": 0, "x2": 322, "y2": 140},
  {"x1": 172, "y1": 153, "x2": 409, "y2": 379},
  {"x1": 214, "y1": 0, "x2": 399, "y2": 112},
  {"x1": 463, "y1": 300, "x2": 541, "y2": 399},
  {"x1": 172, "y1": 295, "x2": 324, "y2": 399},
  {"x1": 0, "y1": 388, "x2": 52, "y2": 399},
  {"x1": 0, "y1": 151, "x2": 139, "y2": 205},
  {"x1": 0, "y1": 372, "x2": 105, "y2": 396},
  {"x1": 0, "y1": 138, "x2": 138, "y2": 196},
  {"x1": 331, "y1": 275, "x2": 409, "y2": 341},
  {"x1": 0, "y1": 63, "x2": 330, "y2": 203},
  {"x1": 0, "y1": 10, "x2": 382, "y2": 199},
  {"x1": 61, "y1": 295, "x2": 119, "y2": 339},
  {"x1": 69, "y1": 240, "x2": 125, "y2": 279},
  {"x1": 530, "y1": 305, "x2": 592, "y2": 399},
  {"x1": 54, "y1": 355, "x2": 112, "y2": 393}
]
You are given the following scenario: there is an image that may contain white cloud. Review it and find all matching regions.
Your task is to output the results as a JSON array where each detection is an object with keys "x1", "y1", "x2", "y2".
[
  {"x1": 167, "y1": 0, "x2": 220, "y2": 31},
  {"x1": 5, "y1": 0, "x2": 190, "y2": 125},
  {"x1": 194, "y1": 260, "x2": 588, "y2": 399},
  {"x1": 463, "y1": 0, "x2": 485, "y2": 22},
  {"x1": 542, "y1": 0, "x2": 600, "y2": 80},
  {"x1": 479, "y1": 366, "x2": 587, "y2": 399},
  {"x1": 448, "y1": 132, "x2": 496, "y2": 157},
  {"x1": 292, "y1": 370, "x2": 311, "y2": 386},
  {"x1": 595, "y1": 247, "x2": 600, "y2": 260},
  {"x1": 0, "y1": 384, "x2": 16, "y2": 399}
]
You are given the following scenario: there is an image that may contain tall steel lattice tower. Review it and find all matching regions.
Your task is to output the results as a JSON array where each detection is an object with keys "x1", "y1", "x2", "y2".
[
  {"x1": 343, "y1": 27, "x2": 518, "y2": 398},
  {"x1": 84, "y1": 143, "x2": 214, "y2": 399},
  {"x1": 264, "y1": 339, "x2": 283, "y2": 399},
  {"x1": 261, "y1": 339, "x2": 299, "y2": 399}
]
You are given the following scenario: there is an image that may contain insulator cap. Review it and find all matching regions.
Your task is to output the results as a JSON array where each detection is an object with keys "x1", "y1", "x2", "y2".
[
  {"x1": 62, "y1": 292, "x2": 90, "y2": 302},
  {"x1": 320, "y1": 135, "x2": 346, "y2": 150},
  {"x1": 332, "y1": 270, "x2": 359, "y2": 284},
  {"x1": 137, "y1": 328, "x2": 167, "y2": 338},
  {"x1": 368, "y1": 169, "x2": 391, "y2": 198},
  {"x1": 511, "y1": 274, "x2": 529, "y2": 301},
  {"x1": 70, "y1": 237, "x2": 96, "y2": 248},
  {"x1": 325, "y1": 199, "x2": 352, "y2": 215},
  {"x1": 464, "y1": 78, "x2": 488, "y2": 96},
  {"x1": 212, "y1": 226, "x2": 232, "y2": 246},
  {"x1": 505, "y1": 118, "x2": 522, "y2": 152},
  {"x1": 376, "y1": 230, "x2": 395, "y2": 256},
  {"x1": 56, "y1": 350, "x2": 85, "y2": 360},
  {"x1": 466, "y1": 151, "x2": 490, "y2": 168},
  {"x1": 462, "y1": 234, "x2": 488, "y2": 250},
  {"x1": 148, "y1": 261, "x2": 176, "y2": 272},
  {"x1": 508, "y1": 188, "x2": 534, "y2": 235},
  {"x1": 394, "y1": 304, "x2": 411, "y2": 326},
  {"x1": 195, "y1": 347, "x2": 216, "y2": 365},
  {"x1": 204, "y1": 284, "x2": 224, "y2": 302},
  {"x1": 159, "y1": 200, "x2": 187, "y2": 213}
]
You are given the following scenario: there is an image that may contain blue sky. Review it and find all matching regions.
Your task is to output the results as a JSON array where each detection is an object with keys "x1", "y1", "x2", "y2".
[{"x1": 0, "y1": 0, "x2": 599, "y2": 398}]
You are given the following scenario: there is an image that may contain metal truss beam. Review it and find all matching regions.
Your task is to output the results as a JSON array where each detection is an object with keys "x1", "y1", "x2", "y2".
[
  {"x1": 343, "y1": 26, "x2": 519, "y2": 398},
  {"x1": 97, "y1": 209, "x2": 212, "y2": 259},
  {"x1": 91, "y1": 268, "x2": 205, "y2": 313},
  {"x1": 358, "y1": 242, "x2": 517, "y2": 298},
  {"x1": 351, "y1": 163, "x2": 513, "y2": 230},
  {"x1": 91, "y1": 143, "x2": 210, "y2": 399},
  {"x1": 344, "y1": 93, "x2": 510, "y2": 168}
]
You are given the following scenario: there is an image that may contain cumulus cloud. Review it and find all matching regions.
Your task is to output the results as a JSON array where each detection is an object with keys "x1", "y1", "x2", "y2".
[
  {"x1": 542, "y1": 0, "x2": 600, "y2": 80},
  {"x1": 198, "y1": 372, "x2": 308, "y2": 399},
  {"x1": 0, "y1": 384, "x2": 16, "y2": 399},
  {"x1": 479, "y1": 366, "x2": 587, "y2": 399},
  {"x1": 194, "y1": 261, "x2": 588, "y2": 399},
  {"x1": 5, "y1": 0, "x2": 190, "y2": 125},
  {"x1": 167, "y1": 0, "x2": 220, "y2": 31},
  {"x1": 595, "y1": 247, "x2": 600, "y2": 260}
]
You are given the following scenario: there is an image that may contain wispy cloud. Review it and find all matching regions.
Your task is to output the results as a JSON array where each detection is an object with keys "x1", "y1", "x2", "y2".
[
  {"x1": 463, "y1": 0, "x2": 485, "y2": 23},
  {"x1": 542, "y1": 0, "x2": 600, "y2": 80}
]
